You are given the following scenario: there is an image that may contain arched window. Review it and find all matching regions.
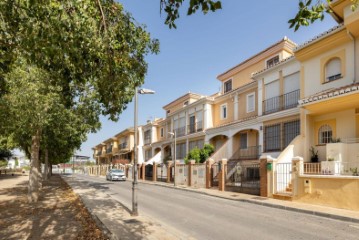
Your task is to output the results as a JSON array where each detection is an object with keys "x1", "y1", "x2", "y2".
[
  {"x1": 325, "y1": 58, "x2": 341, "y2": 82},
  {"x1": 318, "y1": 124, "x2": 332, "y2": 144}
]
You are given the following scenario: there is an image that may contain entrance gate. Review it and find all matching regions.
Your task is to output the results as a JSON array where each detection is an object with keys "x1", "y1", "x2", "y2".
[
  {"x1": 276, "y1": 163, "x2": 292, "y2": 194},
  {"x1": 211, "y1": 162, "x2": 220, "y2": 187},
  {"x1": 225, "y1": 161, "x2": 260, "y2": 195},
  {"x1": 145, "y1": 164, "x2": 153, "y2": 181}
]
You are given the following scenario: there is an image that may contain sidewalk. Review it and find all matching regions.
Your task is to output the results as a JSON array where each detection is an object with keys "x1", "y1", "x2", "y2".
[
  {"x1": 0, "y1": 173, "x2": 107, "y2": 239},
  {"x1": 63, "y1": 175, "x2": 193, "y2": 240},
  {"x1": 136, "y1": 179, "x2": 359, "y2": 223}
]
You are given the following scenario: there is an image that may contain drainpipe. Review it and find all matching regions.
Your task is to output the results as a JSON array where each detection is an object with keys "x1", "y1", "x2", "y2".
[{"x1": 347, "y1": 30, "x2": 356, "y2": 83}]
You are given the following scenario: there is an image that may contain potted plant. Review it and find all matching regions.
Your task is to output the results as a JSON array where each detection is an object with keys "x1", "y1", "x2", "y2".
[
  {"x1": 350, "y1": 167, "x2": 359, "y2": 176},
  {"x1": 310, "y1": 146, "x2": 319, "y2": 163}
]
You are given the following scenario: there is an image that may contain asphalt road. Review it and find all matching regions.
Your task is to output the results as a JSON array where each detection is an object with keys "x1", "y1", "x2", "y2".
[{"x1": 74, "y1": 174, "x2": 359, "y2": 240}]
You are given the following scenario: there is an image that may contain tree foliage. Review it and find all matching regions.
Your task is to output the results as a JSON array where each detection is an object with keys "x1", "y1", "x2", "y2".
[
  {"x1": 0, "y1": 0, "x2": 159, "y2": 202},
  {"x1": 289, "y1": 0, "x2": 359, "y2": 31},
  {"x1": 160, "y1": 0, "x2": 222, "y2": 28}
]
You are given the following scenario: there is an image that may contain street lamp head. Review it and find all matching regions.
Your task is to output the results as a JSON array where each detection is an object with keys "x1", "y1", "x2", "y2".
[{"x1": 138, "y1": 88, "x2": 155, "y2": 94}]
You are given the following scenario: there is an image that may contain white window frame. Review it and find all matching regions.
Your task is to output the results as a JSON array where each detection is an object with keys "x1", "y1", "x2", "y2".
[
  {"x1": 318, "y1": 124, "x2": 333, "y2": 144},
  {"x1": 223, "y1": 79, "x2": 232, "y2": 93},
  {"x1": 324, "y1": 58, "x2": 342, "y2": 83},
  {"x1": 220, "y1": 103, "x2": 227, "y2": 120},
  {"x1": 246, "y1": 92, "x2": 255, "y2": 113}
]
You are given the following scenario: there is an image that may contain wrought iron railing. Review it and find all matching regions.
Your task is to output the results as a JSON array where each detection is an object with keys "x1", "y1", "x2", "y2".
[
  {"x1": 174, "y1": 126, "x2": 186, "y2": 137},
  {"x1": 263, "y1": 89, "x2": 300, "y2": 115},
  {"x1": 119, "y1": 142, "x2": 127, "y2": 149},
  {"x1": 230, "y1": 146, "x2": 262, "y2": 160},
  {"x1": 106, "y1": 146, "x2": 112, "y2": 154},
  {"x1": 187, "y1": 121, "x2": 203, "y2": 134}
]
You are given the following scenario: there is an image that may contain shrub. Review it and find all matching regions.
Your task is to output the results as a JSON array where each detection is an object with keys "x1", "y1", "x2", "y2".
[{"x1": 184, "y1": 144, "x2": 214, "y2": 164}]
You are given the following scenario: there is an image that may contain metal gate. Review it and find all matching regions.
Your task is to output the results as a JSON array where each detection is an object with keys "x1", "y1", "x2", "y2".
[
  {"x1": 225, "y1": 161, "x2": 260, "y2": 195},
  {"x1": 156, "y1": 164, "x2": 167, "y2": 182},
  {"x1": 276, "y1": 163, "x2": 292, "y2": 194},
  {"x1": 211, "y1": 162, "x2": 220, "y2": 187},
  {"x1": 145, "y1": 164, "x2": 153, "y2": 181}
]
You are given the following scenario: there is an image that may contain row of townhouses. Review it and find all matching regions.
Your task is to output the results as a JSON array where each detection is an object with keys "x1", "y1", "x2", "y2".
[{"x1": 93, "y1": 0, "x2": 359, "y2": 175}]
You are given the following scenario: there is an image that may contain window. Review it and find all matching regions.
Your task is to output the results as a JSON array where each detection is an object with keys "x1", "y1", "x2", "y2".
[
  {"x1": 167, "y1": 110, "x2": 171, "y2": 114},
  {"x1": 318, "y1": 124, "x2": 332, "y2": 144},
  {"x1": 223, "y1": 79, "x2": 232, "y2": 93},
  {"x1": 284, "y1": 120, "x2": 300, "y2": 147},
  {"x1": 188, "y1": 114, "x2": 196, "y2": 134},
  {"x1": 246, "y1": 92, "x2": 255, "y2": 113},
  {"x1": 183, "y1": 101, "x2": 189, "y2": 107},
  {"x1": 325, "y1": 58, "x2": 342, "y2": 82},
  {"x1": 240, "y1": 133, "x2": 247, "y2": 149},
  {"x1": 264, "y1": 124, "x2": 281, "y2": 152},
  {"x1": 266, "y1": 55, "x2": 279, "y2": 68},
  {"x1": 189, "y1": 140, "x2": 204, "y2": 151},
  {"x1": 220, "y1": 104, "x2": 227, "y2": 120},
  {"x1": 176, "y1": 142, "x2": 187, "y2": 159},
  {"x1": 144, "y1": 130, "x2": 151, "y2": 144},
  {"x1": 160, "y1": 128, "x2": 164, "y2": 138}
]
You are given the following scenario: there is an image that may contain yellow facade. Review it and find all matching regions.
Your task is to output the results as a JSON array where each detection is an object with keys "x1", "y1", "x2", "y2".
[{"x1": 295, "y1": 176, "x2": 359, "y2": 211}]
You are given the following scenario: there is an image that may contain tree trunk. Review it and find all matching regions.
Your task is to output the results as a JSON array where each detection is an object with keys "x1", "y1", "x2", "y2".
[
  {"x1": 44, "y1": 149, "x2": 49, "y2": 181},
  {"x1": 50, "y1": 164, "x2": 52, "y2": 176},
  {"x1": 28, "y1": 130, "x2": 41, "y2": 203}
]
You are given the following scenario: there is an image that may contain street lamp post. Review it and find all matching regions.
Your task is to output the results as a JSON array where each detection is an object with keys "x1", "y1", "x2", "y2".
[
  {"x1": 168, "y1": 131, "x2": 176, "y2": 187},
  {"x1": 132, "y1": 87, "x2": 155, "y2": 217}
]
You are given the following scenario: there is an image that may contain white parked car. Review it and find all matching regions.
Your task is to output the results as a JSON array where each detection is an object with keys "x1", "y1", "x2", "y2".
[{"x1": 106, "y1": 169, "x2": 126, "y2": 181}]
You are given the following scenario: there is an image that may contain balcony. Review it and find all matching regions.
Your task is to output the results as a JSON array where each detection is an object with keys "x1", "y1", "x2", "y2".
[
  {"x1": 230, "y1": 146, "x2": 262, "y2": 160},
  {"x1": 263, "y1": 89, "x2": 300, "y2": 115},
  {"x1": 174, "y1": 126, "x2": 186, "y2": 137},
  {"x1": 187, "y1": 121, "x2": 203, "y2": 134}
]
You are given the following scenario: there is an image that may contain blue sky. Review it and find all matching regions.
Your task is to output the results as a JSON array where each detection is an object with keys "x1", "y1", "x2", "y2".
[{"x1": 77, "y1": 0, "x2": 337, "y2": 158}]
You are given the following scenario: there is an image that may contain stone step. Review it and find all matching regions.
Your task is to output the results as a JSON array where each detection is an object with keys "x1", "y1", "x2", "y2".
[{"x1": 273, "y1": 192, "x2": 293, "y2": 201}]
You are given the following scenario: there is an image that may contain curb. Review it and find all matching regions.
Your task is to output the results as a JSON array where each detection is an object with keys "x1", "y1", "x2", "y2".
[
  {"x1": 62, "y1": 176, "x2": 118, "y2": 240},
  {"x1": 136, "y1": 179, "x2": 359, "y2": 224}
]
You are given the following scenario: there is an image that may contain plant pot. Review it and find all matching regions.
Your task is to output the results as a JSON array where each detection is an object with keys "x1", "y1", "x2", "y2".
[{"x1": 311, "y1": 156, "x2": 318, "y2": 163}]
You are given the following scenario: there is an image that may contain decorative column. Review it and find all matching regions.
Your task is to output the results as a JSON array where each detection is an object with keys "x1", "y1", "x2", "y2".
[
  {"x1": 218, "y1": 158, "x2": 227, "y2": 191},
  {"x1": 206, "y1": 159, "x2": 214, "y2": 189},
  {"x1": 152, "y1": 162, "x2": 157, "y2": 182},
  {"x1": 267, "y1": 156, "x2": 277, "y2": 197},
  {"x1": 141, "y1": 163, "x2": 145, "y2": 180},
  {"x1": 292, "y1": 157, "x2": 303, "y2": 198},
  {"x1": 188, "y1": 160, "x2": 195, "y2": 187},
  {"x1": 259, "y1": 156, "x2": 268, "y2": 197}
]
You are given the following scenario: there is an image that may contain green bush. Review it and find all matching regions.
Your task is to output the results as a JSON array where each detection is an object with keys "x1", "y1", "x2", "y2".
[{"x1": 184, "y1": 144, "x2": 214, "y2": 164}]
